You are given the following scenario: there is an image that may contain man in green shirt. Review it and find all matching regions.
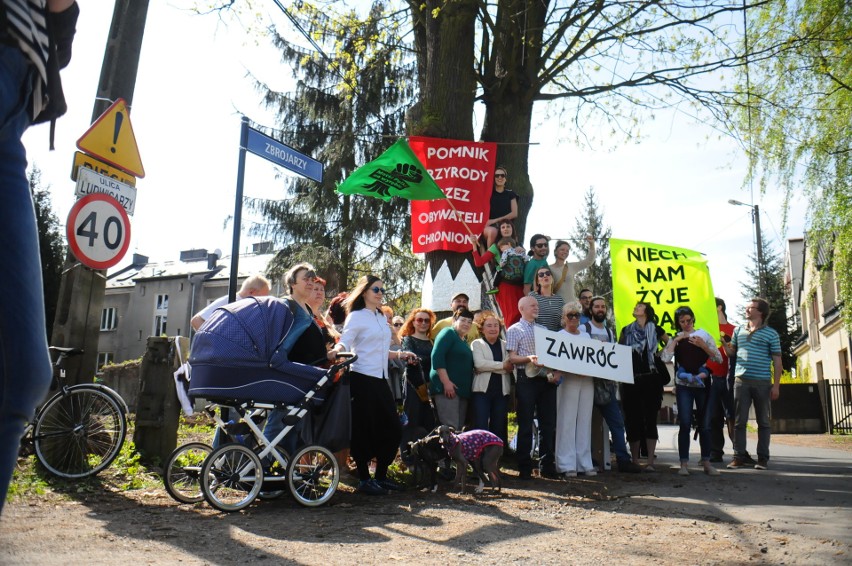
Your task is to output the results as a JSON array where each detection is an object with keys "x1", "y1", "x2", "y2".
[{"x1": 523, "y1": 234, "x2": 551, "y2": 295}]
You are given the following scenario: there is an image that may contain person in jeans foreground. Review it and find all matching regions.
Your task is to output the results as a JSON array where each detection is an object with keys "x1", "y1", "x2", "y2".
[
  {"x1": 0, "y1": 0, "x2": 79, "y2": 514},
  {"x1": 725, "y1": 298, "x2": 782, "y2": 471}
]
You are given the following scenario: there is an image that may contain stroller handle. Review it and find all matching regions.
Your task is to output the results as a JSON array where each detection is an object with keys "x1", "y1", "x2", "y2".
[{"x1": 330, "y1": 352, "x2": 358, "y2": 373}]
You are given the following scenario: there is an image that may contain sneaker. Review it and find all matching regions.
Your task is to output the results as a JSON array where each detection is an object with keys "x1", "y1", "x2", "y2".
[
  {"x1": 581, "y1": 469, "x2": 597, "y2": 477},
  {"x1": 727, "y1": 457, "x2": 748, "y2": 469},
  {"x1": 678, "y1": 466, "x2": 690, "y2": 476},
  {"x1": 704, "y1": 464, "x2": 720, "y2": 476},
  {"x1": 357, "y1": 479, "x2": 389, "y2": 496},
  {"x1": 740, "y1": 453, "x2": 757, "y2": 466},
  {"x1": 560, "y1": 471, "x2": 577, "y2": 478},
  {"x1": 376, "y1": 478, "x2": 405, "y2": 491},
  {"x1": 754, "y1": 458, "x2": 768, "y2": 470},
  {"x1": 617, "y1": 461, "x2": 642, "y2": 473}
]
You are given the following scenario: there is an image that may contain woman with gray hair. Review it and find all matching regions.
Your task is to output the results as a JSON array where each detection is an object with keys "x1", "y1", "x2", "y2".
[{"x1": 552, "y1": 301, "x2": 596, "y2": 477}]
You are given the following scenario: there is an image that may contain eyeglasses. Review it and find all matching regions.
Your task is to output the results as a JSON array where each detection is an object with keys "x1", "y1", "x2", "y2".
[
  {"x1": 534, "y1": 242, "x2": 549, "y2": 248},
  {"x1": 370, "y1": 286, "x2": 386, "y2": 294},
  {"x1": 494, "y1": 173, "x2": 506, "y2": 178},
  {"x1": 537, "y1": 271, "x2": 552, "y2": 278},
  {"x1": 579, "y1": 295, "x2": 592, "y2": 300},
  {"x1": 393, "y1": 323, "x2": 403, "y2": 328},
  {"x1": 564, "y1": 313, "x2": 580, "y2": 319},
  {"x1": 414, "y1": 318, "x2": 431, "y2": 324}
]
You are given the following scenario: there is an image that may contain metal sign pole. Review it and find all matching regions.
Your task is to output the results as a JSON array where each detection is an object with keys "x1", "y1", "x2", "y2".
[{"x1": 229, "y1": 117, "x2": 249, "y2": 302}]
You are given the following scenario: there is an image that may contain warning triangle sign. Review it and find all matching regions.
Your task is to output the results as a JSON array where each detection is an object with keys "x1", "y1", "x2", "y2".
[{"x1": 76, "y1": 98, "x2": 145, "y2": 178}]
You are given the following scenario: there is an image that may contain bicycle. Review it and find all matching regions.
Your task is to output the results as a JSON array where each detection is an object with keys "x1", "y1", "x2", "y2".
[{"x1": 19, "y1": 347, "x2": 128, "y2": 479}]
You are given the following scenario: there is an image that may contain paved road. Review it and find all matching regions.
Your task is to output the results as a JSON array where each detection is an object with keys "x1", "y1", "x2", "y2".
[{"x1": 640, "y1": 425, "x2": 852, "y2": 544}]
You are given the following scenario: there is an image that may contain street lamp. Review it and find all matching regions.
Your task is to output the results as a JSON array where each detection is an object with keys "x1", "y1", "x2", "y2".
[{"x1": 729, "y1": 199, "x2": 766, "y2": 297}]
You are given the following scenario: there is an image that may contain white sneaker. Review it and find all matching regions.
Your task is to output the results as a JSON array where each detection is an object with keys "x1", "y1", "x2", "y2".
[
  {"x1": 704, "y1": 464, "x2": 720, "y2": 476},
  {"x1": 582, "y1": 469, "x2": 597, "y2": 477},
  {"x1": 678, "y1": 466, "x2": 690, "y2": 476}
]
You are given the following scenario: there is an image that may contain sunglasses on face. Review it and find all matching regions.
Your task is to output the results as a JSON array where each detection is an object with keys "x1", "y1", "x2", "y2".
[
  {"x1": 414, "y1": 318, "x2": 431, "y2": 324},
  {"x1": 534, "y1": 243, "x2": 549, "y2": 248},
  {"x1": 537, "y1": 271, "x2": 552, "y2": 278},
  {"x1": 564, "y1": 313, "x2": 580, "y2": 319},
  {"x1": 393, "y1": 323, "x2": 403, "y2": 327},
  {"x1": 494, "y1": 173, "x2": 506, "y2": 178},
  {"x1": 371, "y1": 286, "x2": 386, "y2": 294}
]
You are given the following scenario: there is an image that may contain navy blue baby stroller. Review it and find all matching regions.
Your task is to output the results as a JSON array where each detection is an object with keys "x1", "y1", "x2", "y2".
[{"x1": 167, "y1": 296, "x2": 355, "y2": 512}]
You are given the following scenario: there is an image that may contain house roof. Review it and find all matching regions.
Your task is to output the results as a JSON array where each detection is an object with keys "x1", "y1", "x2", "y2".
[{"x1": 106, "y1": 252, "x2": 276, "y2": 288}]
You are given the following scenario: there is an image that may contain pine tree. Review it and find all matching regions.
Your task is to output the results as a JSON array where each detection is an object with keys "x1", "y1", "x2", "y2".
[
  {"x1": 740, "y1": 232, "x2": 799, "y2": 371},
  {"x1": 570, "y1": 187, "x2": 613, "y2": 305},
  {"x1": 29, "y1": 166, "x2": 66, "y2": 335},
  {"x1": 243, "y1": 2, "x2": 422, "y2": 305}
]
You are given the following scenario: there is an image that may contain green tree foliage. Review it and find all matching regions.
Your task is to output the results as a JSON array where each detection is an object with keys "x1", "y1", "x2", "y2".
[
  {"x1": 740, "y1": 232, "x2": 799, "y2": 371},
  {"x1": 242, "y1": 1, "x2": 423, "y2": 305},
  {"x1": 29, "y1": 166, "x2": 66, "y2": 335},
  {"x1": 736, "y1": 0, "x2": 851, "y2": 330},
  {"x1": 570, "y1": 186, "x2": 613, "y2": 307}
]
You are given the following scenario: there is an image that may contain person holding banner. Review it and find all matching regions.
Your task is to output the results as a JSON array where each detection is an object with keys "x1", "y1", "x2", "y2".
[
  {"x1": 552, "y1": 302, "x2": 596, "y2": 478},
  {"x1": 618, "y1": 302, "x2": 670, "y2": 472},
  {"x1": 550, "y1": 237, "x2": 596, "y2": 303},
  {"x1": 483, "y1": 167, "x2": 518, "y2": 248},
  {"x1": 661, "y1": 306, "x2": 722, "y2": 476}
]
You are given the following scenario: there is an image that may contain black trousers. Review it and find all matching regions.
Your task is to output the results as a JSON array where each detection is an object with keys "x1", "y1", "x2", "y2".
[
  {"x1": 350, "y1": 372, "x2": 402, "y2": 481},
  {"x1": 622, "y1": 373, "x2": 663, "y2": 443}
]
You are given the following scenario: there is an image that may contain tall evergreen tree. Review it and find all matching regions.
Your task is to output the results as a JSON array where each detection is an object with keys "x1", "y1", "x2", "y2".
[
  {"x1": 739, "y1": 232, "x2": 799, "y2": 371},
  {"x1": 29, "y1": 167, "x2": 66, "y2": 335},
  {"x1": 570, "y1": 187, "x2": 613, "y2": 306},
  {"x1": 243, "y1": 1, "x2": 423, "y2": 304}
]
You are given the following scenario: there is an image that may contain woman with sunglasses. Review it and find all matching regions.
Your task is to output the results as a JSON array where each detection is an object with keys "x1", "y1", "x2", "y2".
[
  {"x1": 482, "y1": 166, "x2": 518, "y2": 248},
  {"x1": 529, "y1": 267, "x2": 565, "y2": 332},
  {"x1": 553, "y1": 302, "x2": 596, "y2": 477},
  {"x1": 660, "y1": 305, "x2": 722, "y2": 476},
  {"x1": 398, "y1": 308, "x2": 438, "y2": 432},
  {"x1": 340, "y1": 275, "x2": 417, "y2": 495}
]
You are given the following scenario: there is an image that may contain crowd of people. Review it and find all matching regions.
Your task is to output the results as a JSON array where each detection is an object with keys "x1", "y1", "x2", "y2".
[{"x1": 185, "y1": 165, "x2": 783, "y2": 496}]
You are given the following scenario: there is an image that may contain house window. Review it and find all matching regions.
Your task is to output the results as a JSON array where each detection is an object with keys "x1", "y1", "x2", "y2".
[
  {"x1": 840, "y1": 349, "x2": 851, "y2": 406},
  {"x1": 97, "y1": 352, "x2": 114, "y2": 371},
  {"x1": 156, "y1": 294, "x2": 169, "y2": 310},
  {"x1": 100, "y1": 307, "x2": 117, "y2": 331},
  {"x1": 153, "y1": 315, "x2": 167, "y2": 336}
]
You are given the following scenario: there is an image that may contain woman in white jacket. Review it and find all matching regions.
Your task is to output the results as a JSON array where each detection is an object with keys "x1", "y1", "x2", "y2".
[{"x1": 470, "y1": 311, "x2": 514, "y2": 446}]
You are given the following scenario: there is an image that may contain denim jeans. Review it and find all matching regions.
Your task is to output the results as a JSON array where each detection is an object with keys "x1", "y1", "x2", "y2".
[
  {"x1": 0, "y1": 46, "x2": 54, "y2": 513},
  {"x1": 707, "y1": 375, "x2": 734, "y2": 457},
  {"x1": 676, "y1": 385, "x2": 710, "y2": 462},
  {"x1": 734, "y1": 378, "x2": 772, "y2": 461},
  {"x1": 471, "y1": 391, "x2": 508, "y2": 447},
  {"x1": 515, "y1": 373, "x2": 556, "y2": 474},
  {"x1": 596, "y1": 395, "x2": 631, "y2": 463}
]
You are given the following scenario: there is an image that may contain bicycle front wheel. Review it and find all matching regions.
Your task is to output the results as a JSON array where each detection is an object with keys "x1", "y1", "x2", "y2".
[{"x1": 33, "y1": 385, "x2": 127, "y2": 479}]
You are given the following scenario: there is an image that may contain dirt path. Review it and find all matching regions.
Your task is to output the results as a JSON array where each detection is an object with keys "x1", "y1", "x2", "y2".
[{"x1": 2, "y1": 433, "x2": 851, "y2": 566}]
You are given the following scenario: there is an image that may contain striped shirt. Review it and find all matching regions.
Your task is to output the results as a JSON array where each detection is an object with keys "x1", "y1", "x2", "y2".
[
  {"x1": 732, "y1": 325, "x2": 781, "y2": 381},
  {"x1": 3, "y1": 0, "x2": 49, "y2": 116},
  {"x1": 506, "y1": 317, "x2": 539, "y2": 372},
  {"x1": 530, "y1": 292, "x2": 564, "y2": 332}
]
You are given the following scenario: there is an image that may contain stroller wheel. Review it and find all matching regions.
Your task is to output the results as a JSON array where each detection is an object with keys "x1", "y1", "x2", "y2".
[
  {"x1": 287, "y1": 445, "x2": 339, "y2": 507},
  {"x1": 201, "y1": 443, "x2": 264, "y2": 512},
  {"x1": 164, "y1": 442, "x2": 212, "y2": 504}
]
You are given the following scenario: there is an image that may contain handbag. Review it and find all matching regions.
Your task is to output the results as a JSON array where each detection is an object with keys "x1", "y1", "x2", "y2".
[
  {"x1": 654, "y1": 354, "x2": 671, "y2": 387},
  {"x1": 301, "y1": 373, "x2": 351, "y2": 452},
  {"x1": 593, "y1": 378, "x2": 613, "y2": 406}
]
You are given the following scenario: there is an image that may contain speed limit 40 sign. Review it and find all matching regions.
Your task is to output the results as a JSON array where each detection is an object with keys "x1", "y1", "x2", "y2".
[{"x1": 66, "y1": 193, "x2": 131, "y2": 269}]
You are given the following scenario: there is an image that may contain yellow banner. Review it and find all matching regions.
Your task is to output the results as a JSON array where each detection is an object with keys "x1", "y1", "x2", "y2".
[{"x1": 610, "y1": 238, "x2": 718, "y2": 342}]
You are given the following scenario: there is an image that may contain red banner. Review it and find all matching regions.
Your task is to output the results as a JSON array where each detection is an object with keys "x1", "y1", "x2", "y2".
[{"x1": 409, "y1": 136, "x2": 497, "y2": 253}]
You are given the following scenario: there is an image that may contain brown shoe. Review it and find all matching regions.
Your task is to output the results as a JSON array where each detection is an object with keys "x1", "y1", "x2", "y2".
[{"x1": 727, "y1": 457, "x2": 748, "y2": 469}]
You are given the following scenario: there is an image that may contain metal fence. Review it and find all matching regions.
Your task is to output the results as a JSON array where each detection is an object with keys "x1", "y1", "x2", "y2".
[{"x1": 824, "y1": 379, "x2": 852, "y2": 434}]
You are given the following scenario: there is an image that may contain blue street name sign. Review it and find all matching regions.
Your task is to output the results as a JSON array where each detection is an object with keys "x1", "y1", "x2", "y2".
[{"x1": 245, "y1": 127, "x2": 323, "y2": 183}]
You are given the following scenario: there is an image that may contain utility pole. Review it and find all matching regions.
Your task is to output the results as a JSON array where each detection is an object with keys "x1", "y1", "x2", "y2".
[
  {"x1": 51, "y1": 0, "x2": 150, "y2": 385},
  {"x1": 753, "y1": 204, "x2": 766, "y2": 298}
]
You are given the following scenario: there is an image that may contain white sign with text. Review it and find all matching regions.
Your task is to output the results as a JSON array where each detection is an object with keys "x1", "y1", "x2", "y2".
[{"x1": 534, "y1": 327, "x2": 634, "y2": 384}]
